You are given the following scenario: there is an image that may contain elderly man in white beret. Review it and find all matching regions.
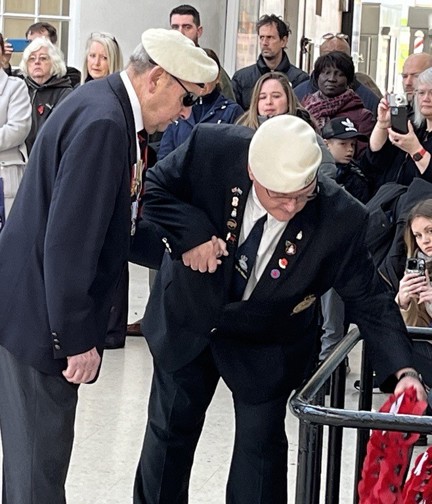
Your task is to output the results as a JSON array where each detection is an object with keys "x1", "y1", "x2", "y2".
[
  {"x1": 133, "y1": 115, "x2": 425, "y2": 503},
  {"x1": 0, "y1": 28, "x2": 218, "y2": 503}
]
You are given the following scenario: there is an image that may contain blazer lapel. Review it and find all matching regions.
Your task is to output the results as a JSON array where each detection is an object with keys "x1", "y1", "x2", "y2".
[
  {"x1": 222, "y1": 181, "x2": 252, "y2": 292},
  {"x1": 106, "y1": 73, "x2": 137, "y2": 164},
  {"x1": 250, "y1": 198, "x2": 319, "y2": 299}
]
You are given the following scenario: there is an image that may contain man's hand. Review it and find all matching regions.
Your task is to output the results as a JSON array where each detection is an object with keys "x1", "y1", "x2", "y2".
[
  {"x1": 182, "y1": 235, "x2": 228, "y2": 273},
  {"x1": 394, "y1": 369, "x2": 427, "y2": 402},
  {"x1": 62, "y1": 347, "x2": 101, "y2": 384}
]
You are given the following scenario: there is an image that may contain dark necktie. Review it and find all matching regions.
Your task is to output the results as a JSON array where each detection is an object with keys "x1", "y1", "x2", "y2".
[{"x1": 230, "y1": 214, "x2": 267, "y2": 301}]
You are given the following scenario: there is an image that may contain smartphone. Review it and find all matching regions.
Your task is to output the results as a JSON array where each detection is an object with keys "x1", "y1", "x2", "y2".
[
  {"x1": 405, "y1": 257, "x2": 426, "y2": 276},
  {"x1": 7, "y1": 38, "x2": 30, "y2": 52},
  {"x1": 387, "y1": 93, "x2": 409, "y2": 135}
]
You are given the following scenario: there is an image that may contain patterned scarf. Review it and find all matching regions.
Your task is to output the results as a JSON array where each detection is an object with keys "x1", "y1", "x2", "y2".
[{"x1": 302, "y1": 89, "x2": 357, "y2": 130}]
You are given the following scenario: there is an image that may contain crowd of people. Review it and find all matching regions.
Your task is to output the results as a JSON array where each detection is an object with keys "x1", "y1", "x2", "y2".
[{"x1": 1, "y1": 4, "x2": 432, "y2": 503}]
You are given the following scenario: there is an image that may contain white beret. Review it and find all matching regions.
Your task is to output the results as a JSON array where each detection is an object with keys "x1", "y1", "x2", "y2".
[
  {"x1": 141, "y1": 28, "x2": 218, "y2": 84},
  {"x1": 249, "y1": 115, "x2": 322, "y2": 193}
]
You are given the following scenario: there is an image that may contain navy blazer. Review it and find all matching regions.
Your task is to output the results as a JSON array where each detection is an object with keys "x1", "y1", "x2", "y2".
[
  {"x1": 0, "y1": 73, "x2": 136, "y2": 376},
  {"x1": 139, "y1": 123, "x2": 415, "y2": 402}
]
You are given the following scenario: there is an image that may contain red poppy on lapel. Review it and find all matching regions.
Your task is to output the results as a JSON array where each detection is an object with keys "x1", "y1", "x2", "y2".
[{"x1": 37, "y1": 105, "x2": 44, "y2": 115}]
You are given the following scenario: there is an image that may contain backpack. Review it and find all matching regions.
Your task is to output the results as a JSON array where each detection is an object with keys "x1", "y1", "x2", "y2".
[{"x1": 365, "y1": 178, "x2": 432, "y2": 290}]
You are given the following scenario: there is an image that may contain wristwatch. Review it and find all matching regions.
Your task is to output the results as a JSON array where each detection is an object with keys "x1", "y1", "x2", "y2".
[
  {"x1": 412, "y1": 148, "x2": 427, "y2": 162},
  {"x1": 398, "y1": 370, "x2": 423, "y2": 383}
]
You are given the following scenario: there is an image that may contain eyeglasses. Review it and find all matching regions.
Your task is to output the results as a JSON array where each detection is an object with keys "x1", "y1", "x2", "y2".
[
  {"x1": 322, "y1": 32, "x2": 350, "y2": 42},
  {"x1": 170, "y1": 74, "x2": 199, "y2": 107},
  {"x1": 28, "y1": 54, "x2": 50, "y2": 63},
  {"x1": 265, "y1": 182, "x2": 318, "y2": 203},
  {"x1": 90, "y1": 32, "x2": 119, "y2": 47},
  {"x1": 416, "y1": 89, "x2": 432, "y2": 99}
]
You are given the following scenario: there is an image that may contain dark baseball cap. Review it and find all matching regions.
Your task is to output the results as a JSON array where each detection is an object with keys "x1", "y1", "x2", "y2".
[{"x1": 321, "y1": 117, "x2": 368, "y2": 142}]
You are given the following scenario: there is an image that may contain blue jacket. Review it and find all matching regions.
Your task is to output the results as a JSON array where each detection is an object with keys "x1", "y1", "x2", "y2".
[{"x1": 158, "y1": 89, "x2": 244, "y2": 160}]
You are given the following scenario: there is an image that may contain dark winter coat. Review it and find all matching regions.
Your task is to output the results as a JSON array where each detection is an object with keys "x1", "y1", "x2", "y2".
[{"x1": 24, "y1": 74, "x2": 73, "y2": 153}]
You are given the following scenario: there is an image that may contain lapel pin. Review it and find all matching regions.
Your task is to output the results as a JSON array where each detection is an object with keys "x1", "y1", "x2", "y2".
[
  {"x1": 227, "y1": 219, "x2": 237, "y2": 230},
  {"x1": 296, "y1": 231, "x2": 303, "y2": 240},
  {"x1": 231, "y1": 196, "x2": 239, "y2": 207},
  {"x1": 285, "y1": 241, "x2": 296, "y2": 255},
  {"x1": 279, "y1": 258, "x2": 288, "y2": 269},
  {"x1": 231, "y1": 208, "x2": 237, "y2": 218},
  {"x1": 270, "y1": 269, "x2": 281, "y2": 279},
  {"x1": 231, "y1": 187, "x2": 243, "y2": 195}
]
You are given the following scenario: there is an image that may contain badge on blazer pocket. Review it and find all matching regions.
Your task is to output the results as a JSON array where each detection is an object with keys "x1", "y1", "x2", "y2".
[{"x1": 291, "y1": 295, "x2": 316, "y2": 315}]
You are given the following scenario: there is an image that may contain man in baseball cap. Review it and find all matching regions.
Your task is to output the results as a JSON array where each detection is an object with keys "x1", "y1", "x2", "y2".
[
  {"x1": 132, "y1": 114, "x2": 425, "y2": 503},
  {"x1": 0, "y1": 28, "x2": 217, "y2": 503}
]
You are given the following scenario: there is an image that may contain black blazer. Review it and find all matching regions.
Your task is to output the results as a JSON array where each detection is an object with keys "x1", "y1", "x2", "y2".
[
  {"x1": 0, "y1": 73, "x2": 136, "y2": 376},
  {"x1": 139, "y1": 123, "x2": 415, "y2": 400}
]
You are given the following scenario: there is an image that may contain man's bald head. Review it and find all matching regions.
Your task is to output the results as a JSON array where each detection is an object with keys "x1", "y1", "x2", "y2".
[
  {"x1": 320, "y1": 37, "x2": 350, "y2": 56},
  {"x1": 402, "y1": 52, "x2": 432, "y2": 101}
]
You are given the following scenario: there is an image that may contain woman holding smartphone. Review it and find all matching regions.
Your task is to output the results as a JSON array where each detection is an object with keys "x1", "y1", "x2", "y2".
[
  {"x1": 396, "y1": 198, "x2": 432, "y2": 445},
  {"x1": 364, "y1": 67, "x2": 432, "y2": 196},
  {"x1": 397, "y1": 199, "x2": 432, "y2": 326}
]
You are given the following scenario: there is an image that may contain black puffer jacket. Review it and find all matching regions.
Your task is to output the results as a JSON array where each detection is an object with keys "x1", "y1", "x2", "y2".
[
  {"x1": 232, "y1": 52, "x2": 309, "y2": 110},
  {"x1": 25, "y1": 75, "x2": 73, "y2": 153}
]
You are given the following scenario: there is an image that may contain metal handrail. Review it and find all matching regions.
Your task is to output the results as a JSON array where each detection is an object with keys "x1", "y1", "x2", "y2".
[
  {"x1": 290, "y1": 327, "x2": 432, "y2": 433},
  {"x1": 289, "y1": 325, "x2": 432, "y2": 504}
]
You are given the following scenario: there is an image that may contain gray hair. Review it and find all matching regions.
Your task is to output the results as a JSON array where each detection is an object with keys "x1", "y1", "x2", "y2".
[
  {"x1": 81, "y1": 32, "x2": 124, "y2": 84},
  {"x1": 127, "y1": 43, "x2": 156, "y2": 75},
  {"x1": 19, "y1": 37, "x2": 66, "y2": 78},
  {"x1": 413, "y1": 67, "x2": 432, "y2": 128}
]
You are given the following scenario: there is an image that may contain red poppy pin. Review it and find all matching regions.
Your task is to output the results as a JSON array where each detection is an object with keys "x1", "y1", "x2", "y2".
[{"x1": 37, "y1": 105, "x2": 44, "y2": 115}]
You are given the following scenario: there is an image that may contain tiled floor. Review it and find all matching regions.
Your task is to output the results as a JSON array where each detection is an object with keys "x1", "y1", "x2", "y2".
[{"x1": 0, "y1": 264, "x2": 427, "y2": 503}]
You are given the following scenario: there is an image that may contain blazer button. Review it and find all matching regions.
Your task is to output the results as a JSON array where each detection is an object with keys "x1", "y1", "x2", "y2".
[
  {"x1": 54, "y1": 344, "x2": 61, "y2": 350},
  {"x1": 210, "y1": 328, "x2": 217, "y2": 334}
]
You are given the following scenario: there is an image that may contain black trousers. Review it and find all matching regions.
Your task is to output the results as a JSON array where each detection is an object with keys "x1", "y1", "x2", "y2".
[
  {"x1": 133, "y1": 346, "x2": 290, "y2": 504},
  {"x1": 0, "y1": 345, "x2": 78, "y2": 504}
]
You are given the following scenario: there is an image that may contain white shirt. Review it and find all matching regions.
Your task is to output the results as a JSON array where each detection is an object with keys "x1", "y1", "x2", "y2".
[
  {"x1": 120, "y1": 70, "x2": 144, "y2": 162},
  {"x1": 241, "y1": 186, "x2": 288, "y2": 300}
]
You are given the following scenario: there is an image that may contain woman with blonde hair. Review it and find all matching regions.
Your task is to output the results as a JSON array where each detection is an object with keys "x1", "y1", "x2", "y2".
[
  {"x1": 236, "y1": 71, "x2": 314, "y2": 130},
  {"x1": 81, "y1": 31, "x2": 123, "y2": 84}
]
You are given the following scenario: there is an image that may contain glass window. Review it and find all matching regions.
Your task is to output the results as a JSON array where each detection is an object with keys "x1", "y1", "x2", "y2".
[
  {"x1": 40, "y1": 0, "x2": 61, "y2": 16},
  {"x1": 1, "y1": 1, "x2": 70, "y2": 66},
  {"x1": 236, "y1": 0, "x2": 284, "y2": 70},
  {"x1": 5, "y1": 0, "x2": 33, "y2": 14}
]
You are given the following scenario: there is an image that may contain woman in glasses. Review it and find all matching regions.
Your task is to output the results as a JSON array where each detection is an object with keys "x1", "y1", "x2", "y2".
[
  {"x1": 363, "y1": 67, "x2": 432, "y2": 195},
  {"x1": 0, "y1": 32, "x2": 31, "y2": 218},
  {"x1": 81, "y1": 31, "x2": 123, "y2": 84},
  {"x1": 157, "y1": 48, "x2": 243, "y2": 160},
  {"x1": 301, "y1": 51, "x2": 375, "y2": 157},
  {"x1": 19, "y1": 37, "x2": 73, "y2": 154}
]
